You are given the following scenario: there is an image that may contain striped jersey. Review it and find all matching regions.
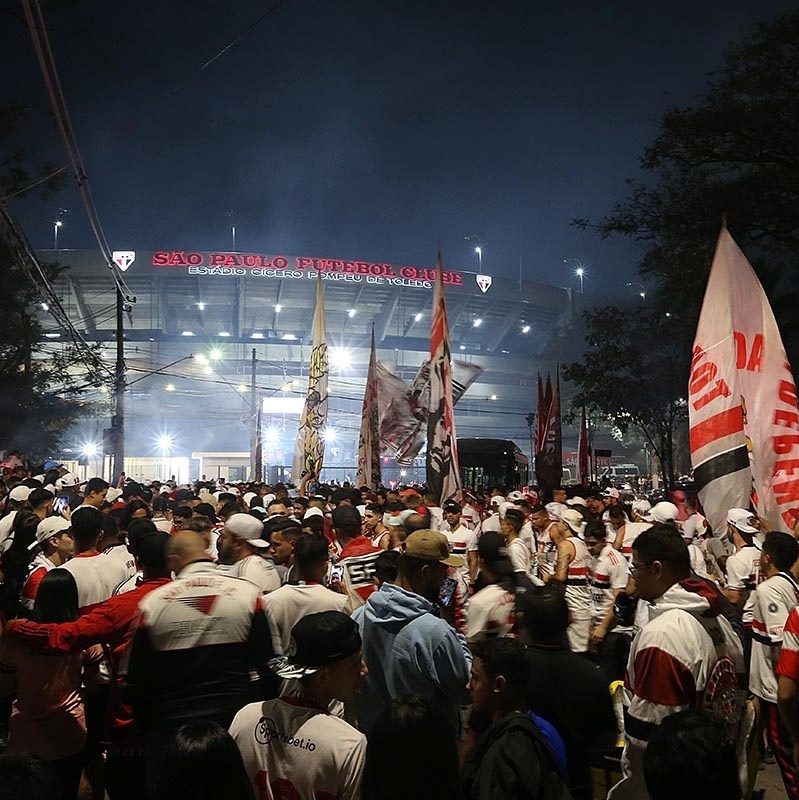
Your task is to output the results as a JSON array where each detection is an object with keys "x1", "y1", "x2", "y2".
[
  {"x1": 589, "y1": 544, "x2": 629, "y2": 626},
  {"x1": 776, "y1": 603, "x2": 799, "y2": 684},
  {"x1": 564, "y1": 536, "x2": 592, "y2": 617},
  {"x1": 750, "y1": 572, "x2": 799, "y2": 702},
  {"x1": 725, "y1": 543, "x2": 763, "y2": 625}
]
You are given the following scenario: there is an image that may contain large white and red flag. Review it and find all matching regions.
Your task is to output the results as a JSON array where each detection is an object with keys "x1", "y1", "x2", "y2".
[
  {"x1": 292, "y1": 276, "x2": 329, "y2": 485},
  {"x1": 356, "y1": 326, "x2": 382, "y2": 489},
  {"x1": 426, "y1": 251, "x2": 461, "y2": 505},
  {"x1": 689, "y1": 225, "x2": 799, "y2": 534}
]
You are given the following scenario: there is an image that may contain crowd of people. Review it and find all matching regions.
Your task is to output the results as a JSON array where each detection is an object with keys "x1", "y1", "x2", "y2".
[{"x1": 0, "y1": 456, "x2": 796, "y2": 799}]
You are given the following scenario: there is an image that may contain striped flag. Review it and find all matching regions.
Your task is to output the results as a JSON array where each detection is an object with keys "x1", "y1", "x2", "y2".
[
  {"x1": 356, "y1": 325, "x2": 382, "y2": 489},
  {"x1": 536, "y1": 370, "x2": 563, "y2": 494},
  {"x1": 426, "y1": 251, "x2": 461, "y2": 505},
  {"x1": 689, "y1": 224, "x2": 799, "y2": 534},
  {"x1": 292, "y1": 276, "x2": 329, "y2": 485}
]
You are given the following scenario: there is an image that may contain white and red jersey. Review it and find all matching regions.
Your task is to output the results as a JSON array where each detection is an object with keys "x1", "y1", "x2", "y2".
[
  {"x1": 464, "y1": 583, "x2": 515, "y2": 643},
  {"x1": 229, "y1": 696, "x2": 366, "y2": 800},
  {"x1": 750, "y1": 572, "x2": 799, "y2": 703},
  {"x1": 19, "y1": 552, "x2": 57, "y2": 612},
  {"x1": 687, "y1": 543, "x2": 710, "y2": 579},
  {"x1": 507, "y1": 537, "x2": 534, "y2": 579},
  {"x1": 619, "y1": 522, "x2": 651, "y2": 561},
  {"x1": 103, "y1": 543, "x2": 136, "y2": 579},
  {"x1": 368, "y1": 529, "x2": 390, "y2": 550},
  {"x1": 725, "y1": 543, "x2": 763, "y2": 626},
  {"x1": 442, "y1": 526, "x2": 471, "y2": 587},
  {"x1": 460, "y1": 502, "x2": 481, "y2": 528},
  {"x1": 681, "y1": 512, "x2": 708, "y2": 543},
  {"x1": 776, "y1": 604, "x2": 799, "y2": 684},
  {"x1": 564, "y1": 536, "x2": 592, "y2": 618},
  {"x1": 535, "y1": 521, "x2": 559, "y2": 580},
  {"x1": 589, "y1": 544, "x2": 629, "y2": 627},
  {"x1": 338, "y1": 537, "x2": 381, "y2": 610},
  {"x1": 623, "y1": 579, "x2": 744, "y2": 784},
  {"x1": 262, "y1": 583, "x2": 351, "y2": 655},
  {"x1": 58, "y1": 551, "x2": 130, "y2": 613},
  {"x1": 230, "y1": 554, "x2": 281, "y2": 594}
]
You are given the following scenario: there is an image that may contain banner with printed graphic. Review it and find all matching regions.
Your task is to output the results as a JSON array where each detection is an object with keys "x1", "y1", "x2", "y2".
[
  {"x1": 426, "y1": 252, "x2": 462, "y2": 505},
  {"x1": 291, "y1": 277, "x2": 329, "y2": 485},
  {"x1": 577, "y1": 406, "x2": 589, "y2": 485},
  {"x1": 689, "y1": 225, "x2": 799, "y2": 535},
  {"x1": 356, "y1": 326, "x2": 382, "y2": 489},
  {"x1": 535, "y1": 370, "x2": 562, "y2": 494}
]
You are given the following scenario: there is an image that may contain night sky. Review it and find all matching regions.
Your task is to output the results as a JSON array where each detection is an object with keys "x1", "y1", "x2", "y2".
[{"x1": 4, "y1": 0, "x2": 796, "y2": 297}]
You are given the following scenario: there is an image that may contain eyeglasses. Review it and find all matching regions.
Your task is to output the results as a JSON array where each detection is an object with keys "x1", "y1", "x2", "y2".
[{"x1": 629, "y1": 561, "x2": 654, "y2": 576}]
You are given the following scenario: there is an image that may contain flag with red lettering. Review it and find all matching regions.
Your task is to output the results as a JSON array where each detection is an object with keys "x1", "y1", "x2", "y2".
[
  {"x1": 291, "y1": 276, "x2": 328, "y2": 485},
  {"x1": 577, "y1": 406, "x2": 589, "y2": 485},
  {"x1": 426, "y1": 251, "x2": 461, "y2": 505},
  {"x1": 689, "y1": 224, "x2": 799, "y2": 534},
  {"x1": 356, "y1": 326, "x2": 382, "y2": 489},
  {"x1": 535, "y1": 370, "x2": 563, "y2": 494}
]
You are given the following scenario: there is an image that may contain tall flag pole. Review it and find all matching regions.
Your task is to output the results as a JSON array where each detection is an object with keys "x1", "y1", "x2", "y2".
[
  {"x1": 356, "y1": 324, "x2": 381, "y2": 489},
  {"x1": 689, "y1": 223, "x2": 799, "y2": 534},
  {"x1": 426, "y1": 250, "x2": 461, "y2": 505},
  {"x1": 577, "y1": 405, "x2": 589, "y2": 485},
  {"x1": 291, "y1": 276, "x2": 329, "y2": 487}
]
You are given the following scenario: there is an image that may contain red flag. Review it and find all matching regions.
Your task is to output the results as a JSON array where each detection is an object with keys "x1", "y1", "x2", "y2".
[
  {"x1": 577, "y1": 406, "x2": 589, "y2": 485},
  {"x1": 535, "y1": 370, "x2": 563, "y2": 494}
]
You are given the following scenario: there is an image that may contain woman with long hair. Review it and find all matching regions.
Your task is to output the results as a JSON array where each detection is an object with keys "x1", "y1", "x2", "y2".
[
  {"x1": 0, "y1": 569, "x2": 103, "y2": 799},
  {"x1": 0, "y1": 511, "x2": 40, "y2": 623}
]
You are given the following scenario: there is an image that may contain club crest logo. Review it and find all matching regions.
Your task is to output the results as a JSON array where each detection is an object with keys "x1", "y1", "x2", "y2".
[
  {"x1": 476, "y1": 274, "x2": 492, "y2": 293},
  {"x1": 112, "y1": 251, "x2": 136, "y2": 271}
]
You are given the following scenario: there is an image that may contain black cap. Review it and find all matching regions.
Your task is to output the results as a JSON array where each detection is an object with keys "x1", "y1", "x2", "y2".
[
  {"x1": 269, "y1": 611, "x2": 362, "y2": 679},
  {"x1": 443, "y1": 501, "x2": 461, "y2": 513},
  {"x1": 332, "y1": 504, "x2": 362, "y2": 529},
  {"x1": 137, "y1": 532, "x2": 170, "y2": 570}
]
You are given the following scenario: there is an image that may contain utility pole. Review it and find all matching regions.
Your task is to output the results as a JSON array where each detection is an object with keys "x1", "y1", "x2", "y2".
[
  {"x1": 525, "y1": 411, "x2": 536, "y2": 482},
  {"x1": 112, "y1": 287, "x2": 125, "y2": 480},
  {"x1": 249, "y1": 348, "x2": 257, "y2": 481}
]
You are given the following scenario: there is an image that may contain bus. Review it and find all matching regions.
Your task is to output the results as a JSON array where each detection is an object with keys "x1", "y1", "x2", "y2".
[{"x1": 457, "y1": 438, "x2": 529, "y2": 492}]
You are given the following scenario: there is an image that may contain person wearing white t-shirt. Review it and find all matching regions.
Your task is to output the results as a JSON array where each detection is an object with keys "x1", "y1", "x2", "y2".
[
  {"x1": 500, "y1": 508, "x2": 535, "y2": 582},
  {"x1": 229, "y1": 611, "x2": 367, "y2": 800},
  {"x1": 466, "y1": 532, "x2": 516, "y2": 643},
  {"x1": 218, "y1": 513, "x2": 281, "y2": 594},
  {"x1": 262, "y1": 533, "x2": 350, "y2": 654},
  {"x1": 440, "y1": 501, "x2": 472, "y2": 595},
  {"x1": 723, "y1": 508, "x2": 763, "y2": 630},
  {"x1": 58, "y1": 506, "x2": 129, "y2": 613}
]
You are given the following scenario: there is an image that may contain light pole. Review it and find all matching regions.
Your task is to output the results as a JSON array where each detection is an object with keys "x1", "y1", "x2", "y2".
[
  {"x1": 464, "y1": 235, "x2": 482, "y2": 270},
  {"x1": 54, "y1": 220, "x2": 63, "y2": 250},
  {"x1": 226, "y1": 210, "x2": 236, "y2": 251},
  {"x1": 563, "y1": 258, "x2": 588, "y2": 293}
]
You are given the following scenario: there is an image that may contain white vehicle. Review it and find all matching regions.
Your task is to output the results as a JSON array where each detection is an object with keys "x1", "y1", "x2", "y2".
[{"x1": 599, "y1": 463, "x2": 640, "y2": 484}]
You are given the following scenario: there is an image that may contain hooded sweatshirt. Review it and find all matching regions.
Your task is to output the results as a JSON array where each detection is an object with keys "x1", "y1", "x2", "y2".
[
  {"x1": 352, "y1": 582, "x2": 471, "y2": 734},
  {"x1": 618, "y1": 578, "x2": 745, "y2": 797}
]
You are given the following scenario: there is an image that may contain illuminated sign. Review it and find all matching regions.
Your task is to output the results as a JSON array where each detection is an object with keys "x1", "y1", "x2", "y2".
[
  {"x1": 151, "y1": 251, "x2": 468, "y2": 290},
  {"x1": 112, "y1": 250, "x2": 136, "y2": 271}
]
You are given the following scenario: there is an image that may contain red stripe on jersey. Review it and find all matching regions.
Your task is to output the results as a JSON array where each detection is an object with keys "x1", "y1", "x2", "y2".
[
  {"x1": 633, "y1": 646, "x2": 697, "y2": 707},
  {"x1": 568, "y1": 567, "x2": 589, "y2": 576},
  {"x1": 752, "y1": 618, "x2": 767, "y2": 633}
]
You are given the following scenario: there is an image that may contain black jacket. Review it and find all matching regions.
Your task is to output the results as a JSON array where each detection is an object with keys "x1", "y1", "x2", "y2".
[{"x1": 461, "y1": 712, "x2": 573, "y2": 800}]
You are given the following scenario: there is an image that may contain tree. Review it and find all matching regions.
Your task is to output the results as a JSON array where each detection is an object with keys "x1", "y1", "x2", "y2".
[
  {"x1": 576, "y1": 11, "x2": 799, "y2": 360},
  {"x1": 561, "y1": 305, "x2": 690, "y2": 488},
  {"x1": 0, "y1": 104, "x2": 97, "y2": 460}
]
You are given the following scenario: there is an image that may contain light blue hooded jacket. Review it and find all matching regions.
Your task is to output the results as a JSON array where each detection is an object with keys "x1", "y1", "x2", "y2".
[{"x1": 352, "y1": 582, "x2": 472, "y2": 733}]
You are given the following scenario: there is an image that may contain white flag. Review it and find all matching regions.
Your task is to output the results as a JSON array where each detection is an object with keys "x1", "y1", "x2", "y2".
[
  {"x1": 292, "y1": 277, "x2": 328, "y2": 485},
  {"x1": 689, "y1": 225, "x2": 799, "y2": 534}
]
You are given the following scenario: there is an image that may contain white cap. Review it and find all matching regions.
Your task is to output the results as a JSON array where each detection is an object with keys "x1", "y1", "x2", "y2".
[
  {"x1": 498, "y1": 501, "x2": 516, "y2": 517},
  {"x1": 106, "y1": 487, "x2": 123, "y2": 504},
  {"x1": 565, "y1": 496, "x2": 587, "y2": 508},
  {"x1": 30, "y1": 516, "x2": 71, "y2": 549},
  {"x1": 303, "y1": 507, "x2": 324, "y2": 520},
  {"x1": 632, "y1": 498, "x2": 652, "y2": 515},
  {"x1": 9, "y1": 485, "x2": 32, "y2": 503},
  {"x1": 644, "y1": 501, "x2": 679, "y2": 524},
  {"x1": 243, "y1": 492, "x2": 257, "y2": 507},
  {"x1": 727, "y1": 508, "x2": 758, "y2": 534},
  {"x1": 225, "y1": 513, "x2": 268, "y2": 548},
  {"x1": 56, "y1": 472, "x2": 82, "y2": 490},
  {"x1": 507, "y1": 490, "x2": 525, "y2": 502},
  {"x1": 560, "y1": 508, "x2": 586, "y2": 536},
  {"x1": 546, "y1": 501, "x2": 568, "y2": 520}
]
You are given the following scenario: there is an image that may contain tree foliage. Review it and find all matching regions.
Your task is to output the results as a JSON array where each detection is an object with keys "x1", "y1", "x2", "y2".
[
  {"x1": 0, "y1": 104, "x2": 94, "y2": 460},
  {"x1": 576, "y1": 11, "x2": 799, "y2": 358},
  {"x1": 562, "y1": 305, "x2": 690, "y2": 487}
]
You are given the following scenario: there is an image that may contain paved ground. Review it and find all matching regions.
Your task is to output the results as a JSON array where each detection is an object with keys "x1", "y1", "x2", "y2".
[{"x1": 755, "y1": 762, "x2": 787, "y2": 798}]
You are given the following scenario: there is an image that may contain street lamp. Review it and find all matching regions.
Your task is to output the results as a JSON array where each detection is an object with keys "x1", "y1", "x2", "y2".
[
  {"x1": 54, "y1": 220, "x2": 63, "y2": 250},
  {"x1": 465, "y1": 235, "x2": 482, "y2": 270},
  {"x1": 626, "y1": 281, "x2": 647, "y2": 300},
  {"x1": 563, "y1": 258, "x2": 588, "y2": 293}
]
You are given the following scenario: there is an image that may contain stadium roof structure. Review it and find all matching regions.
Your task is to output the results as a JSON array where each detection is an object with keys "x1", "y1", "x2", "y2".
[{"x1": 37, "y1": 248, "x2": 578, "y2": 466}]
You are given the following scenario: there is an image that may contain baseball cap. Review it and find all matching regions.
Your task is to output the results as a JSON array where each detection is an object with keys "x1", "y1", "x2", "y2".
[
  {"x1": 404, "y1": 530, "x2": 464, "y2": 567},
  {"x1": 303, "y1": 507, "x2": 325, "y2": 520},
  {"x1": 727, "y1": 508, "x2": 758, "y2": 534},
  {"x1": 9, "y1": 485, "x2": 32, "y2": 503},
  {"x1": 565, "y1": 496, "x2": 587, "y2": 507},
  {"x1": 398, "y1": 488, "x2": 421, "y2": 499},
  {"x1": 477, "y1": 531, "x2": 513, "y2": 575},
  {"x1": 106, "y1": 487, "x2": 123, "y2": 504},
  {"x1": 490, "y1": 495, "x2": 507, "y2": 507},
  {"x1": 602, "y1": 487, "x2": 620, "y2": 499},
  {"x1": 631, "y1": 498, "x2": 652, "y2": 516},
  {"x1": 442, "y1": 501, "x2": 461, "y2": 513},
  {"x1": 507, "y1": 490, "x2": 524, "y2": 502},
  {"x1": 269, "y1": 611, "x2": 362, "y2": 679},
  {"x1": 226, "y1": 513, "x2": 269, "y2": 549},
  {"x1": 560, "y1": 508, "x2": 586, "y2": 536},
  {"x1": 243, "y1": 492, "x2": 257, "y2": 507},
  {"x1": 385, "y1": 509, "x2": 414, "y2": 527},
  {"x1": 56, "y1": 472, "x2": 82, "y2": 490},
  {"x1": 30, "y1": 516, "x2": 71, "y2": 549},
  {"x1": 644, "y1": 501, "x2": 679, "y2": 524}
]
